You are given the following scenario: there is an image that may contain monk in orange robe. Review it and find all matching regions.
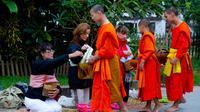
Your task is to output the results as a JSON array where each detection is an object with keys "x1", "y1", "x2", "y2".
[
  {"x1": 135, "y1": 19, "x2": 162, "y2": 112},
  {"x1": 88, "y1": 4, "x2": 127, "y2": 112},
  {"x1": 164, "y1": 7, "x2": 193, "y2": 112}
]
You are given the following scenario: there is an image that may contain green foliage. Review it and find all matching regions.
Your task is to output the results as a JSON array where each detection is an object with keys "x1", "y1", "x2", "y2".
[
  {"x1": 2, "y1": 0, "x2": 18, "y2": 13},
  {"x1": 1, "y1": 0, "x2": 199, "y2": 61},
  {"x1": 0, "y1": 0, "x2": 167, "y2": 61}
]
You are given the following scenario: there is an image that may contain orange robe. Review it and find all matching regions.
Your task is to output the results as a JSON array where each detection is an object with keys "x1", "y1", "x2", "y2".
[
  {"x1": 165, "y1": 22, "x2": 193, "y2": 101},
  {"x1": 135, "y1": 32, "x2": 162, "y2": 102},
  {"x1": 91, "y1": 23, "x2": 126, "y2": 112}
]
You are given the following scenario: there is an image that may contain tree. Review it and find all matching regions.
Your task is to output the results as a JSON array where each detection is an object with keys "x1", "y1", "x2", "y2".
[{"x1": 0, "y1": 0, "x2": 178, "y2": 61}]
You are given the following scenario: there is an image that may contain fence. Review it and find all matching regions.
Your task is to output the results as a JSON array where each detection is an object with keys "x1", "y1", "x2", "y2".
[{"x1": 0, "y1": 60, "x2": 69, "y2": 76}]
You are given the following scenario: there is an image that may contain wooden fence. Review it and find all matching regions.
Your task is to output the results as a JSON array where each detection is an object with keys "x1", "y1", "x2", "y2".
[{"x1": 0, "y1": 60, "x2": 69, "y2": 76}]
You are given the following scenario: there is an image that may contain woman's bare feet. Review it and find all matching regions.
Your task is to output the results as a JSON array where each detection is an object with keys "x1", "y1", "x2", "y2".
[
  {"x1": 165, "y1": 105, "x2": 179, "y2": 112},
  {"x1": 153, "y1": 103, "x2": 163, "y2": 112}
]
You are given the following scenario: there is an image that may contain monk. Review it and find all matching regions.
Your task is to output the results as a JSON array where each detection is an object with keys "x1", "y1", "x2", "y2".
[
  {"x1": 88, "y1": 4, "x2": 127, "y2": 112},
  {"x1": 164, "y1": 7, "x2": 193, "y2": 112},
  {"x1": 135, "y1": 19, "x2": 162, "y2": 112}
]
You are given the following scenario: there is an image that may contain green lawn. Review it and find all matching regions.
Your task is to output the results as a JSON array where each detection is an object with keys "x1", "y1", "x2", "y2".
[{"x1": 0, "y1": 76, "x2": 68, "y2": 89}]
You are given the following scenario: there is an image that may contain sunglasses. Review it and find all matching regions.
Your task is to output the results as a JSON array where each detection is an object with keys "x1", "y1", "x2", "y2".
[{"x1": 45, "y1": 49, "x2": 55, "y2": 54}]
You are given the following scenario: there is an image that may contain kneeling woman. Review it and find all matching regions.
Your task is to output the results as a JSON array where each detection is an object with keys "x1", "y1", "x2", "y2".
[{"x1": 25, "y1": 42, "x2": 83, "y2": 112}]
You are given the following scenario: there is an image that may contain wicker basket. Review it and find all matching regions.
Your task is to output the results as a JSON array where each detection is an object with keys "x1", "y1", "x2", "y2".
[
  {"x1": 124, "y1": 59, "x2": 138, "y2": 71},
  {"x1": 78, "y1": 63, "x2": 93, "y2": 79},
  {"x1": 43, "y1": 82, "x2": 57, "y2": 97},
  {"x1": 156, "y1": 49, "x2": 169, "y2": 65}
]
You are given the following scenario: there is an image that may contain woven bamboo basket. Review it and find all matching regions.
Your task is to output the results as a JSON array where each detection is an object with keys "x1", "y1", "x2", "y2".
[
  {"x1": 78, "y1": 63, "x2": 93, "y2": 79},
  {"x1": 43, "y1": 82, "x2": 57, "y2": 97},
  {"x1": 124, "y1": 59, "x2": 138, "y2": 71},
  {"x1": 156, "y1": 49, "x2": 169, "y2": 65}
]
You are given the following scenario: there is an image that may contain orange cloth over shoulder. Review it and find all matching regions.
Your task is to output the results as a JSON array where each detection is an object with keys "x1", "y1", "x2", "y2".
[
  {"x1": 165, "y1": 22, "x2": 193, "y2": 101},
  {"x1": 91, "y1": 23, "x2": 126, "y2": 112},
  {"x1": 135, "y1": 32, "x2": 162, "y2": 101}
]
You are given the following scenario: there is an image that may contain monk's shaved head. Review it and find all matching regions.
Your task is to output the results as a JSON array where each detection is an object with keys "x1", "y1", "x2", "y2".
[
  {"x1": 91, "y1": 4, "x2": 104, "y2": 14},
  {"x1": 165, "y1": 6, "x2": 179, "y2": 16},
  {"x1": 139, "y1": 18, "x2": 155, "y2": 34},
  {"x1": 139, "y1": 18, "x2": 150, "y2": 27}
]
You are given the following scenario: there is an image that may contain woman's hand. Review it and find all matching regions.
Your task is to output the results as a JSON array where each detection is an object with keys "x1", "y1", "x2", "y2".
[
  {"x1": 139, "y1": 60, "x2": 145, "y2": 70},
  {"x1": 123, "y1": 51, "x2": 132, "y2": 56},
  {"x1": 48, "y1": 88, "x2": 59, "y2": 98},
  {"x1": 69, "y1": 51, "x2": 83, "y2": 58},
  {"x1": 81, "y1": 45, "x2": 89, "y2": 51}
]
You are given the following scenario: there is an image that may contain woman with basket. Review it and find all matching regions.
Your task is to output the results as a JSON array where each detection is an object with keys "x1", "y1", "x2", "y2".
[
  {"x1": 116, "y1": 25, "x2": 133, "y2": 103},
  {"x1": 135, "y1": 19, "x2": 163, "y2": 112},
  {"x1": 67, "y1": 23, "x2": 93, "y2": 104},
  {"x1": 24, "y1": 42, "x2": 83, "y2": 112}
]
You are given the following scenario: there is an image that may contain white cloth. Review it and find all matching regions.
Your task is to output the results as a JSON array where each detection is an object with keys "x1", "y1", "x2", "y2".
[
  {"x1": 80, "y1": 44, "x2": 93, "y2": 63},
  {"x1": 120, "y1": 45, "x2": 133, "y2": 63},
  {"x1": 24, "y1": 97, "x2": 62, "y2": 112},
  {"x1": 58, "y1": 96, "x2": 75, "y2": 107},
  {"x1": 71, "y1": 88, "x2": 90, "y2": 104}
]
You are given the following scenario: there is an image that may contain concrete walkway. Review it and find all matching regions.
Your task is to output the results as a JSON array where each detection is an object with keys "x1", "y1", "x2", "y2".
[{"x1": 129, "y1": 86, "x2": 200, "y2": 112}]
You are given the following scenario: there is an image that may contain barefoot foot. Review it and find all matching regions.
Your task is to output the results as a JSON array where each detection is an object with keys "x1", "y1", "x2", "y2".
[
  {"x1": 139, "y1": 107, "x2": 152, "y2": 112},
  {"x1": 165, "y1": 106, "x2": 179, "y2": 112},
  {"x1": 178, "y1": 97, "x2": 186, "y2": 104},
  {"x1": 153, "y1": 103, "x2": 163, "y2": 112}
]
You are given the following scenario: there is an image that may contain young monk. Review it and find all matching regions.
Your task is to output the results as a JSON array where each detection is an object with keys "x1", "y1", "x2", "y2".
[
  {"x1": 116, "y1": 25, "x2": 133, "y2": 103},
  {"x1": 164, "y1": 7, "x2": 193, "y2": 112},
  {"x1": 135, "y1": 19, "x2": 162, "y2": 112},
  {"x1": 88, "y1": 4, "x2": 128, "y2": 112}
]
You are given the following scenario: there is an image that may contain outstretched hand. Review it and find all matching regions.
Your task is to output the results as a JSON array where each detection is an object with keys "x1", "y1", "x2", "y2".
[
  {"x1": 69, "y1": 51, "x2": 83, "y2": 58},
  {"x1": 81, "y1": 45, "x2": 89, "y2": 51}
]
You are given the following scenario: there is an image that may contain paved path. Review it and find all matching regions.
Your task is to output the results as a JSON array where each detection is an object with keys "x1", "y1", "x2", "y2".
[{"x1": 129, "y1": 86, "x2": 200, "y2": 112}]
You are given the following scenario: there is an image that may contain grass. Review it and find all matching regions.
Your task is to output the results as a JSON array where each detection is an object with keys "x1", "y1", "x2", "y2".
[{"x1": 0, "y1": 76, "x2": 68, "y2": 89}]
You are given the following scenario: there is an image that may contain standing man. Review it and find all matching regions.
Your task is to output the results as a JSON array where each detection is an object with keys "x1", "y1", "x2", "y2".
[
  {"x1": 88, "y1": 4, "x2": 128, "y2": 112},
  {"x1": 164, "y1": 6, "x2": 193, "y2": 112}
]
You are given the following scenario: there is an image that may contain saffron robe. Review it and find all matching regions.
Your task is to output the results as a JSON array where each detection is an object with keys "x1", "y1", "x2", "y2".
[
  {"x1": 135, "y1": 32, "x2": 162, "y2": 102},
  {"x1": 165, "y1": 22, "x2": 193, "y2": 101},
  {"x1": 91, "y1": 23, "x2": 126, "y2": 112}
]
